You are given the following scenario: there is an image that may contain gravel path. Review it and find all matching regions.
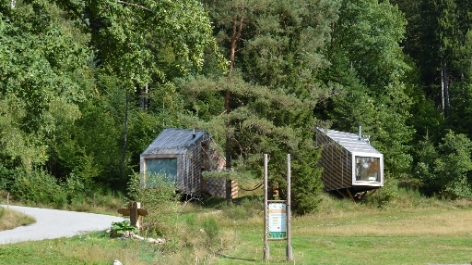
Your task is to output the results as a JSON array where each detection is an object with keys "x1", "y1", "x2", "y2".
[{"x1": 0, "y1": 205, "x2": 124, "y2": 244}]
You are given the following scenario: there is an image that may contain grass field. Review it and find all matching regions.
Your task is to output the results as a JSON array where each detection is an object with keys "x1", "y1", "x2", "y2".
[
  {"x1": 1, "y1": 190, "x2": 472, "y2": 265},
  {"x1": 215, "y1": 203, "x2": 472, "y2": 265}
]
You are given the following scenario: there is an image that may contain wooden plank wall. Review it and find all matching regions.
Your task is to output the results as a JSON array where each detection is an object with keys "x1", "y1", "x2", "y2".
[
  {"x1": 178, "y1": 137, "x2": 235, "y2": 199},
  {"x1": 204, "y1": 177, "x2": 226, "y2": 197},
  {"x1": 177, "y1": 145, "x2": 202, "y2": 197},
  {"x1": 230, "y1": 179, "x2": 238, "y2": 199},
  {"x1": 317, "y1": 131, "x2": 352, "y2": 191}
]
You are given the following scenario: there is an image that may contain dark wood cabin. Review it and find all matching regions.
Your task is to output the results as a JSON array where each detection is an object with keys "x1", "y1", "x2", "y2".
[
  {"x1": 140, "y1": 128, "x2": 230, "y2": 198},
  {"x1": 316, "y1": 127, "x2": 384, "y2": 198}
]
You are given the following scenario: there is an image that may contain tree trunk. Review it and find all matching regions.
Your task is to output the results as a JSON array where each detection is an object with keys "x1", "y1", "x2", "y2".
[
  {"x1": 225, "y1": 14, "x2": 244, "y2": 202},
  {"x1": 441, "y1": 59, "x2": 450, "y2": 117},
  {"x1": 225, "y1": 16, "x2": 244, "y2": 171},
  {"x1": 121, "y1": 90, "x2": 130, "y2": 180},
  {"x1": 140, "y1": 83, "x2": 148, "y2": 110}
]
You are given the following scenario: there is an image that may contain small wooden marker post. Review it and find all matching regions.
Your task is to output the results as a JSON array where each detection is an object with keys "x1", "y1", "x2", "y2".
[{"x1": 117, "y1": 202, "x2": 148, "y2": 229}]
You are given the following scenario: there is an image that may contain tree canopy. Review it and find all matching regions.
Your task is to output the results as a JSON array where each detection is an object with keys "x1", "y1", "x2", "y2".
[{"x1": 3, "y1": 0, "x2": 472, "y2": 210}]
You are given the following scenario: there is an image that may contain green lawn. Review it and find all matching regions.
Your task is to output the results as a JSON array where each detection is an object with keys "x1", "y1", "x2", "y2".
[
  {"x1": 216, "y1": 234, "x2": 472, "y2": 265},
  {"x1": 215, "y1": 201, "x2": 472, "y2": 265}
]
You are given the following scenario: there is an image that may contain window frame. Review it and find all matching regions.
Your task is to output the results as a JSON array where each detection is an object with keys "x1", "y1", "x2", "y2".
[{"x1": 350, "y1": 152, "x2": 384, "y2": 187}]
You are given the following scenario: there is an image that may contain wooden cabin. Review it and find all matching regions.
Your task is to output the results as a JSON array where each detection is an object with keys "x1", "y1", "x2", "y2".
[
  {"x1": 140, "y1": 128, "x2": 231, "y2": 198},
  {"x1": 316, "y1": 127, "x2": 384, "y2": 198}
]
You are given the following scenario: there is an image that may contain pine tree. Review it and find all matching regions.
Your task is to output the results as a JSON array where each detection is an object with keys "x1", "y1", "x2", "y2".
[{"x1": 179, "y1": 0, "x2": 341, "y2": 213}]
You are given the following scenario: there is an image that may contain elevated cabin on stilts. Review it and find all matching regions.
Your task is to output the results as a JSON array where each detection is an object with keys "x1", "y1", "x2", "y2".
[
  {"x1": 140, "y1": 128, "x2": 231, "y2": 200},
  {"x1": 315, "y1": 127, "x2": 384, "y2": 201}
]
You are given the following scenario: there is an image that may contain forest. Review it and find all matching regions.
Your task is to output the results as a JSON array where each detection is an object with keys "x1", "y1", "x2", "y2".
[{"x1": 1, "y1": 0, "x2": 472, "y2": 214}]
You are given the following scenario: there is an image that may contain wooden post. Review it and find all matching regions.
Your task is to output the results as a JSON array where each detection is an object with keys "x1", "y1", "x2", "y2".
[
  {"x1": 286, "y1": 154, "x2": 293, "y2": 262},
  {"x1": 93, "y1": 193, "x2": 96, "y2": 209},
  {"x1": 117, "y1": 201, "x2": 148, "y2": 229},
  {"x1": 6, "y1": 192, "x2": 9, "y2": 209},
  {"x1": 129, "y1": 202, "x2": 139, "y2": 228},
  {"x1": 263, "y1": 154, "x2": 270, "y2": 261}
]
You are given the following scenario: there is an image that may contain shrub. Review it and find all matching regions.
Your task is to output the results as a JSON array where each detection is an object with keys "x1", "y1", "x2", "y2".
[
  {"x1": 127, "y1": 173, "x2": 178, "y2": 205},
  {"x1": 221, "y1": 202, "x2": 248, "y2": 220},
  {"x1": 379, "y1": 177, "x2": 400, "y2": 202},
  {"x1": 201, "y1": 216, "x2": 219, "y2": 247},
  {"x1": 10, "y1": 169, "x2": 65, "y2": 205},
  {"x1": 127, "y1": 173, "x2": 181, "y2": 238},
  {"x1": 62, "y1": 173, "x2": 86, "y2": 202},
  {"x1": 0, "y1": 166, "x2": 17, "y2": 191},
  {"x1": 415, "y1": 131, "x2": 472, "y2": 198}
]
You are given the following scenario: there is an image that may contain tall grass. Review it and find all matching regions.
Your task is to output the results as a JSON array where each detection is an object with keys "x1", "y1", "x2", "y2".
[{"x1": 0, "y1": 208, "x2": 35, "y2": 231}]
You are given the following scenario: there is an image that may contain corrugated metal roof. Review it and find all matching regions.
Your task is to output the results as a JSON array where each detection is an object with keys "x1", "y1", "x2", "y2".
[
  {"x1": 142, "y1": 128, "x2": 208, "y2": 155},
  {"x1": 317, "y1": 127, "x2": 381, "y2": 154}
]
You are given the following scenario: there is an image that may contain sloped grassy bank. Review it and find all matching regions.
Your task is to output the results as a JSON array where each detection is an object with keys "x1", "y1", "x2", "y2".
[{"x1": 0, "y1": 207, "x2": 35, "y2": 231}]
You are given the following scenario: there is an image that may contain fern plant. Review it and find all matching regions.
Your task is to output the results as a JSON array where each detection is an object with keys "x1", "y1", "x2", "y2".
[{"x1": 111, "y1": 220, "x2": 138, "y2": 237}]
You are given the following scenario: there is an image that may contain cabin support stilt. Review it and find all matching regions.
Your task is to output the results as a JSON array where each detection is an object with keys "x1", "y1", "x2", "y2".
[
  {"x1": 366, "y1": 189, "x2": 377, "y2": 198},
  {"x1": 335, "y1": 189, "x2": 346, "y2": 199},
  {"x1": 346, "y1": 189, "x2": 356, "y2": 204},
  {"x1": 358, "y1": 191, "x2": 368, "y2": 200}
]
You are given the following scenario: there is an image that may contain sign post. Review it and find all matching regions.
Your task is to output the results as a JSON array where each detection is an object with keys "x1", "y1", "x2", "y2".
[
  {"x1": 263, "y1": 154, "x2": 293, "y2": 262},
  {"x1": 263, "y1": 154, "x2": 270, "y2": 261},
  {"x1": 117, "y1": 201, "x2": 148, "y2": 229},
  {"x1": 286, "y1": 154, "x2": 293, "y2": 261}
]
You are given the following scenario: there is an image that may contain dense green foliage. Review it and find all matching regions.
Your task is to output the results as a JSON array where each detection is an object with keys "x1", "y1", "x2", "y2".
[
  {"x1": 317, "y1": 0, "x2": 414, "y2": 178},
  {"x1": 3, "y1": 0, "x2": 472, "y2": 213}
]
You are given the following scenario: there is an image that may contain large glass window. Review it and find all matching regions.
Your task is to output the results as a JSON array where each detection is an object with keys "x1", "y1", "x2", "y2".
[
  {"x1": 355, "y1": 157, "x2": 380, "y2": 182},
  {"x1": 145, "y1": 158, "x2": 177, "y2": 186}
]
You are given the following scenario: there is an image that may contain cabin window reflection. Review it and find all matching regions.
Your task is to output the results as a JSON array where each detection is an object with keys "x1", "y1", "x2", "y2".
[
  {"x1": 145, "y1": 158, "x2": 177, "y2": 186},
  {"x1": 355, "y1": 157, "x2": 380, "y2": 182}
]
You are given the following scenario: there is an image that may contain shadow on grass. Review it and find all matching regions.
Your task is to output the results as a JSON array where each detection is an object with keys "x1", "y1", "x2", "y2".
[
  {"x1": 199, "y1": 195, "x2": 263, "y2": 208},
  {"x1": 217, "y1": 253, "x2": 291, "y2": 264},
  {"x1": 217, "y1": 253, "x2": 257, "y2": 262}
]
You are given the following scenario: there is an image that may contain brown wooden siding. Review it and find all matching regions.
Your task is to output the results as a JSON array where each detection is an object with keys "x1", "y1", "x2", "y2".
[{"x1": 317, "y1": 130, "x2": 353, "y2": 191}]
